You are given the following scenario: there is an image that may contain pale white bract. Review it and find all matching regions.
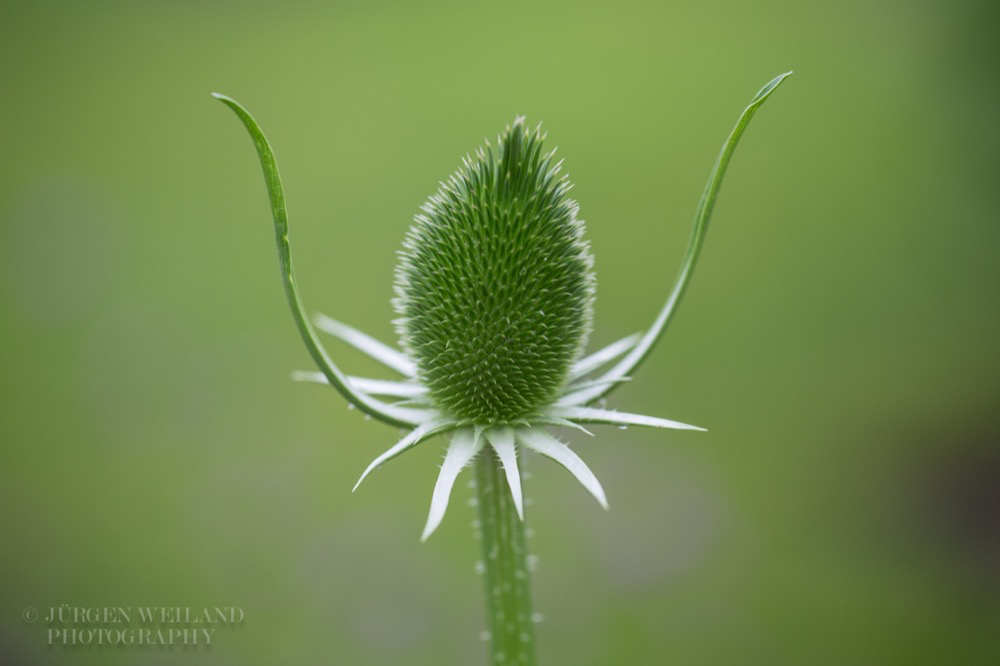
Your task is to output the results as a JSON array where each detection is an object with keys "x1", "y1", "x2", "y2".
[{"x1": 295, "y1": 313, "x2": 704, "y2": 540}]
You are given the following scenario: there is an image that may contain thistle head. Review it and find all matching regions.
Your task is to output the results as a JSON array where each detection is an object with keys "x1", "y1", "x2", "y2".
[
  {"x1": 215, "y1": 71, "x2": 790, "y2": 541},
  {"x1": 393, "y1": 117, "x2": 595, "y2": 424}
]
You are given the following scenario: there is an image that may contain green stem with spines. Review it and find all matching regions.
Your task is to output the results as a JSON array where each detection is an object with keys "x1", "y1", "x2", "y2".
[{"x1": 474, "y1": 448, "x2": 537, "y2": 665}]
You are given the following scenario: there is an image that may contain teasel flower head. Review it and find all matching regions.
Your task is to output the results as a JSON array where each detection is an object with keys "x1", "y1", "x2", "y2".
[
  {"x1": 394, "y1": 117, "x2": 595, "y2": 424},
  {"x1": 214, "y1": 72, "x2": 791, "y2": 540}
]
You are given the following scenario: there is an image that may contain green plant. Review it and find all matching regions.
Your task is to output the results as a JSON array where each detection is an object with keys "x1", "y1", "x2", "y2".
[{"x1": 214, "y1": 71, "x2": 790, "y2": 665}]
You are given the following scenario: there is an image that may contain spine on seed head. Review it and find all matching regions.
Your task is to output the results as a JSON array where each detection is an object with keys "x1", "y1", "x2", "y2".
[{"x1": 394, "y1": 117, "x2": 595, "y2": 424}]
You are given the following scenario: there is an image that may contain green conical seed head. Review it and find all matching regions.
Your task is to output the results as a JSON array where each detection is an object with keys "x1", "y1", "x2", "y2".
[{"x1": 394, "y1": 118, "x2": 595, "y2": 424}]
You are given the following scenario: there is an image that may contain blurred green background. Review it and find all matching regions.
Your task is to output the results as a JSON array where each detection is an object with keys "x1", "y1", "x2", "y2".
[{"x1": 2, "y1": 0, "x2": 997, "y2": 664}]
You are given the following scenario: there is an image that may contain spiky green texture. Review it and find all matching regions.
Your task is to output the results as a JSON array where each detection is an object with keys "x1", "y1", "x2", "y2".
[{"x1": 394, "y1": 118, "x2": 595, "y2": 424}]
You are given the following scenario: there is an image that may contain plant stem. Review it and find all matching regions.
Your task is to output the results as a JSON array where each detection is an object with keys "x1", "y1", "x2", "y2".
[{"x1": 474, "y1": 448, "x2": 537, "y2": 665}]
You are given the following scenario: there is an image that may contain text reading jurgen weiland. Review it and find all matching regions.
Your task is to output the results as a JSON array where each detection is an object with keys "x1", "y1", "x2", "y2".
[{"x1": 40, "y1": 605, "x2": 244, "y2": 646}]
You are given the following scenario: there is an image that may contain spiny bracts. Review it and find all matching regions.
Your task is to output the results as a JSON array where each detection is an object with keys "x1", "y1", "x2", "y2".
[{"x1": 394, "y1": 117, "x2": 595, "y2": 424}]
